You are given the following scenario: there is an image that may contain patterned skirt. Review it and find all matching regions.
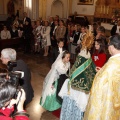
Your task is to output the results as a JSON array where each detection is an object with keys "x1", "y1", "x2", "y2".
[{"x1": 60, "y1": 96, "x2": 84, "y2": 120}]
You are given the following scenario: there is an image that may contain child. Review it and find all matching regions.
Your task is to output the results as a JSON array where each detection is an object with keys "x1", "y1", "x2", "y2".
[
  {"x1": 92, "y1": 39, "x2": 107, "y2": 71},
  {"x1": 52, "y1": 38, "x2": 65, "y2": 63},
  {"x1": 39, "y1": 51, "x2": 70, "y2": 119}
]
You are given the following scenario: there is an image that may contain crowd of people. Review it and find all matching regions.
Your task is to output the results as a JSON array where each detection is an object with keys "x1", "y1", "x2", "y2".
[
  {"x1": 0, "y1": 12, "x2": 120, "y2": 120},
  {"x1": 38, "y1": 14, "x2": 120, "y2": 120}
]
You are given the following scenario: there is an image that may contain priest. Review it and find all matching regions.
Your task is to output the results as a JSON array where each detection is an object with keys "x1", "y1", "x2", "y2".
[{"x1": 84, "y1": 35, "x2": 120, "y2": 120}]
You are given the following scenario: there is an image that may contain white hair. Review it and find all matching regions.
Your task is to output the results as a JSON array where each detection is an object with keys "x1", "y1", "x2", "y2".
[{"x1": 1, "y1": 48, "x2": 16, "y2": 61}]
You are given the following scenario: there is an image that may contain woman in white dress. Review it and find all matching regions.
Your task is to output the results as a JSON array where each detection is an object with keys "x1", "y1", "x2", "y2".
[
  {"x1": 41, "y1": 21, "x2": 51, "y2": 56},
  {"x1": 39, "y1": 50, "x2": 70, "y2": 118}
]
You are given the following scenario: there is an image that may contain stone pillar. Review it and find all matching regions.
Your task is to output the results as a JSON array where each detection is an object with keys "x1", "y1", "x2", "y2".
[
  {"x1": 39, "y1": 0, "x2": 42, "y2": 18},
  {"x1": 42, "y1": 0, "x2": 47, "y2": 19},
  {"x1": 68, "y1": 0, "x2": 72, "y2": 16},
  {"x1": 32, "y1": 0, "x2": 37, "y2": 20},
  {"x1": 39, "y1": 0, "x2": 47, "y2": 19}
]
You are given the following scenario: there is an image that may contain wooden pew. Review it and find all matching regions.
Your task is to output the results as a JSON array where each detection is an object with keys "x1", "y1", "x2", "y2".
[{"x1": 0, "y1": 37, "x2": 22, "y2": 51}]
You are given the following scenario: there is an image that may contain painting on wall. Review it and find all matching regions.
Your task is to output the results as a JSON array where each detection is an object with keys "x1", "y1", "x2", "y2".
[{"x1": 78, "y1": 0, "x2": 94, "y2": 5}]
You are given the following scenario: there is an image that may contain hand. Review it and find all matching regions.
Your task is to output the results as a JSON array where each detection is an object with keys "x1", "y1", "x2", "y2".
[
  {"x1": 9, "y1": 99, "x2": 17, "y2": 107},
  {"x1": 16, "y1": 89, "x2": 26, "y2": 111},
  {"x1": 96, "y1": 67, "x2": 101, "y2": 72}
]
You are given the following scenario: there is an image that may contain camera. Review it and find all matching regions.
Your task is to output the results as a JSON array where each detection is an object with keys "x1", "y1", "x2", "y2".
[
  {"x1": 7, "y1": 61, "x2": 24, "y2": 99},
  {"x1": 7, "y1": 61, "x2": 22, "y2": 87}
]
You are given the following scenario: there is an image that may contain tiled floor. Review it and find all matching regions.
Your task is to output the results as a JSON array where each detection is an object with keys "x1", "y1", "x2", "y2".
[{"x1": 0, "y1": 51, "x2": 59, "y2": 120}]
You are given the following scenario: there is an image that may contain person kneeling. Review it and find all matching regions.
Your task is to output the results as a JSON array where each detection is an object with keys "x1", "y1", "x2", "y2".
[{"x1": 0, "y1": 78, "x2": 30, "y2": 120}]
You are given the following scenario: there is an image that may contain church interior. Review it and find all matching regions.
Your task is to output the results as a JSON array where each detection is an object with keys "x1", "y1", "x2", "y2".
[{"x1": 0, "y1": 0, "x2": 120, "y2": 120}]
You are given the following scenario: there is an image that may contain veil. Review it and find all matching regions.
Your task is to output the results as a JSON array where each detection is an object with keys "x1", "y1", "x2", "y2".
[
  {"x1": 41, "y1": 51, "x2": 66, "y2": 105},
  {"x1": 52, "y1": 51, "x2": 66, "y2": 68}
]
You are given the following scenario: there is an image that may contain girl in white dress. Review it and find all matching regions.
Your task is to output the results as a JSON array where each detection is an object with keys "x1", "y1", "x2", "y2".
[{"x1": 39, "y1": 51, "x2": 70, "y2": 118}]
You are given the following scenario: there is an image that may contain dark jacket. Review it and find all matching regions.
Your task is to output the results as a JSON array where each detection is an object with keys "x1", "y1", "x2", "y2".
[
  {"x1": 52, "y1": 47, "x2": 65, "y2": 63},
  {"x1": 50, "y1": 22, "x2": 55, "y2": 37},
  {"x1": 111, "y1": 25, "x2": 117, "y2": 36},
  {"x1": 72, "y1": 31, "x2": 80, "y2": 44},
  {"x1": 10, "y1": 29, "x2": 18, "y2": 38},
  {"x1": 23, "y1": 17, "x2": 31, "y2": 25},
  {"x1": 23, "y1": 25, "x2": 32, "y2": 40},
  {"x1": 13, "y1": 59, "x2": 34, "y2": 106}
]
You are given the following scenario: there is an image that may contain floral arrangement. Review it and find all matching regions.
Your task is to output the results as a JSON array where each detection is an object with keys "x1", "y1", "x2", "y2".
[{"x1": 111, "y1": 9, "x2": 120, "y2": 25}]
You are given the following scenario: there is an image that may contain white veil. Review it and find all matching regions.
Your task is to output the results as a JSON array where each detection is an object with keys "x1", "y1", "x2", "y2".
[
  {"x1": 52, "y1": 51, "x2": 66, "y2": 68},
  {"x1": 41, "y1": 51, "x2": 66, "y2": 105}
]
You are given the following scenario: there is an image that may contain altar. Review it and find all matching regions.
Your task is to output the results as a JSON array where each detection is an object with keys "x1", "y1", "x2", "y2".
[
  {"x1": 101, "y1": 23, "x2": 113, "y2": 30},
  {"x1": 94, "y1": 0, "x2": 120, "y2": 30},
  {"x1": 101, "y1": 23, "x2": 113, "y2": 37}
]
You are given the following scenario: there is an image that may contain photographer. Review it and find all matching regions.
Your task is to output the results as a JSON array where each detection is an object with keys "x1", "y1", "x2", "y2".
[
  {"x1": 0, "y1": 78, "x2": 29, "y2": 120},
  {"x1": 0, "y1": 48, "x2": 34, "y2": 108}
]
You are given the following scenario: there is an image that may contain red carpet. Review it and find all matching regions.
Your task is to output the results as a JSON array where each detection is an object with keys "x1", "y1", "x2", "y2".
[{"x1": 52, "y1": 109, "x2": 61, "y2": 118}]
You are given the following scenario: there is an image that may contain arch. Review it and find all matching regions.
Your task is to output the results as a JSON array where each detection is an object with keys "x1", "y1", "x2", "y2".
[{"x1": 51, "y1": 0, "x2": 64, "y2": 18}]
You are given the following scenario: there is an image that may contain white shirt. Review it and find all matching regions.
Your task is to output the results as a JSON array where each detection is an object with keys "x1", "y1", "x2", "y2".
[
  {"x1": 77, "y1": 33, "x2": 86, "y2": 44},
  {"x1": 1, "y1": 30, "x2": 11, "y2": 39},
  {"x1": 79, "y1": 48, "x2": 90, "y2": 59},
  {"x1": 59, "y1": 47, "x2": 63, "y2": 54},
  {"x1": 53, "y1": 26, "x2": 58, "y2": 34},
  {"x1": 23, "y1": 17, "x2": 26, "y2": 24}
]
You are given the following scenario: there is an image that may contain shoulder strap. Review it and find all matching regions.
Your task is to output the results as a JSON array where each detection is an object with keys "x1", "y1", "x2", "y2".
[{"x1": 13, "y1": 111, "x2": 29, "y2": 118}]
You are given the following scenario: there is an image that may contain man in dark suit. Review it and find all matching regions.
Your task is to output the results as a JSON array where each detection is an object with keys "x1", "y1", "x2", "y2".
[
  {"x1": 49, "y1": 17, "x2": 55, "y2": 47},
  {"x1": 23, "y1": 12, "x2": 31, "y2": 25},
  {"x1": 50, "y1": 20, "x2": 59, "y2": 48},
  {"x1": 0, "y1": 48, "x2": 34, "y2": 108},
  {"x1": 111, "y1": 20, "x2": 120, "y2": 36},
  {"x1": 51, "y1": 38, "x2": 65, "y2": 63}
]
